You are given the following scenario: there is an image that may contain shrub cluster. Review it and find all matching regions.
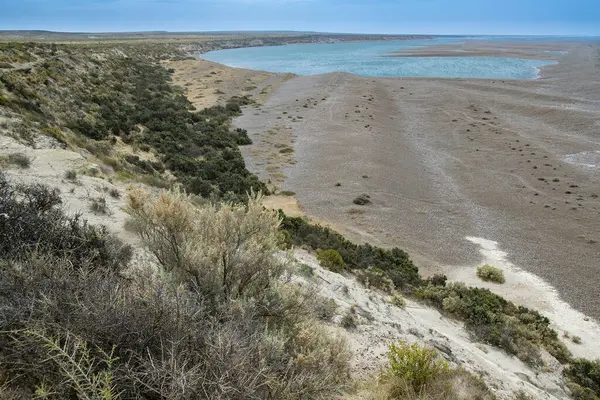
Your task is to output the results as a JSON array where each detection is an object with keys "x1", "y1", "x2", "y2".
[
  {"x1": 0, "y1": 44, "x2": 265, "y2": 202},
  {"x1": 0, "y1": 173, "x2": 131, "y2": 271},
  {"x1": 564, "y1": 359, "x2": 600, "y2": 398},
  {"x1": 280, "y1": 213, "x2": 577, "y2": 369},
  {"x1": 416, "y1": 282, "x2": 570, "y2": 366},
  {"x1": 3, "y1": 153, "x2": 31, "y2": 168},
  {"x1": 0, "y1": 179, "x2": 350, "y2": 399},
  {"x1": 281, "y1": 214, "x2": 421, "y2": 290}
]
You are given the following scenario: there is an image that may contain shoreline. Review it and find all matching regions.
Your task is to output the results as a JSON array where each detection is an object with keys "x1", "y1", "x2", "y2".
[
  {"x1": 200, "y1": 39, "x2": 572, "y2": 81},
  {"x1": 228, "y1": 40, "x2": 600, "y2": 340},
  {"x1": 169, "y1": 38, "x2": 600, "y2": 360}
]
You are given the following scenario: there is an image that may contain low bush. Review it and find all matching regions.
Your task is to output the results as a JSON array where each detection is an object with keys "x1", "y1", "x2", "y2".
[
  {"x1": 371, "y1": 366, "x2": 496, "y2": 400},
  {"x1": 341, "y1": 310, "x2": 357, "y2": 329},
  {"x1": 317, "y1": 248, "x2": 345, "y2": 273},
  {"x1": 108, "y1": 187, "x2": 120, "y2": 199},
  {"x1": 477, "y1": 264, "x2": 505, "y2": 284},
  {"x1": 298, "y1": 262, "x2": 316, "y2": 278},
  {"x1": 313, "y1": 297, "x2": 339, "y2": 322},
  {"x1": 385, "y1": 341, "x2": 450, "y2": 393},
  {"x1": 388, "y1": 293, "x2": 406, "y2": 308}
]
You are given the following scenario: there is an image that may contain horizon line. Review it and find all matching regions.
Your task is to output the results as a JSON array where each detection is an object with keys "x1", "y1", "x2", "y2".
[{"x1": 1, "y1": 29, "x2": 599, "y2": 38}]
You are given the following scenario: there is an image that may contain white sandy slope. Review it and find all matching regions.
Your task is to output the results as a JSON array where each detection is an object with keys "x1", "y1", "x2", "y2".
[
  {"x1": 438, "y1": 236, "x2": 600, "y2": 362},
  {"x1": 0, "y1": 133, "x2": 140, "y2": 247},
  {"x1": 291, "y1": 249, "x2": 574, "y2": 400}
]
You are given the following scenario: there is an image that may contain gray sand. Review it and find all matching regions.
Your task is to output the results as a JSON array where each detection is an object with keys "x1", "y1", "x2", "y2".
[{"x1": 235, "y1": 41, "x2": 600, "y2": 319}]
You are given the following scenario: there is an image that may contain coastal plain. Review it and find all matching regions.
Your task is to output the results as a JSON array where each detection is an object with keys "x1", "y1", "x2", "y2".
[{"x1": 225, "y1": 40, "x2": 600, "y2": 324}]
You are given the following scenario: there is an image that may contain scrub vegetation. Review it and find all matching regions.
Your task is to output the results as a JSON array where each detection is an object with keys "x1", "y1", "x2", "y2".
[
  {"x1": 0, "y1": 39, "x2": 598, "y2": 399},
  {"x1": 0, "y1": 42, "x2": 264, "y2": 202},
  {"x1": 0, "y1": 177, "x2": 350, "y2": 399}
]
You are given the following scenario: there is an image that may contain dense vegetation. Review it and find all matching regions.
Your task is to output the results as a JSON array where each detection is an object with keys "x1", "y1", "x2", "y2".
[
  {"x1": 565, "y1": 359, "x2": 600, "y2": 399},
  {"x1": 0, "y1": 42, "x2": 265, "y2": 202},
  {"x1": 281, "y1": 214, "x2": 421, "y2": 290},
  {"x1": 280, "y1": 214, "x2": 572, "y2": 368},
  {"x1": 0, "y1": 177, "x2": 349, "y2": 399},
  {"x1": 416, "y1": 282, "x2": 570, "y2": 366}
]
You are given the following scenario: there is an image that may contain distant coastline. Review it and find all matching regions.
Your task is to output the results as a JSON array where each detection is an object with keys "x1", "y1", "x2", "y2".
[{"x1": 200, "y1": 38, "x2": 563, "y2": 80}]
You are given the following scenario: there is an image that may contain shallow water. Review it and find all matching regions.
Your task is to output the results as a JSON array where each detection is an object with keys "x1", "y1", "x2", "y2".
[
  {"x1": 202, "y1": 38, "x2": 557, "y2": 79},
  {"x1": 565, "y1": 151, "x2": 600, "y2": 169}
]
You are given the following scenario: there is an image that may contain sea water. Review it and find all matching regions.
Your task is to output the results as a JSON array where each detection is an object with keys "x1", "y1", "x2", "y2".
[{"x1": 201, "y1": 38, "x2": 559, "y2": 79}]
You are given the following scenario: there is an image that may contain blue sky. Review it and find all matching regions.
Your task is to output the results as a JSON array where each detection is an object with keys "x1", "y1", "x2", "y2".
[{"x1": 2, "y1": 0, "x2": 599, "y2": 35}]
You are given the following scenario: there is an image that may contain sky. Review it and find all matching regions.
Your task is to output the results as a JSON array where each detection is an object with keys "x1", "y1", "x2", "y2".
[{"x1": 2, "y1": 0, "x2": 600, "y2": 36}]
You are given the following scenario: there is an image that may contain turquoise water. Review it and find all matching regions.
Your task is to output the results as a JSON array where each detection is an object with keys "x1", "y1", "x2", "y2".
[{"x1": 201, "y1": 38, "x2": 558, "y2": 79}]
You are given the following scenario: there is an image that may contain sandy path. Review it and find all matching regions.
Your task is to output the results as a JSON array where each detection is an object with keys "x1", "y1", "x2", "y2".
[{"x1": 235, "y1": 41, "x2": 600, "y2": 336}]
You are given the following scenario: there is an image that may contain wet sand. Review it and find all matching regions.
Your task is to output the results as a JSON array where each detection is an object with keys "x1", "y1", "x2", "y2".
[
  {"x1": 233, "y1": 41, "x2": 600, "y2": 321},
  {"x1": 387, "y1": 40, "x2": 575, "y2": 59}
]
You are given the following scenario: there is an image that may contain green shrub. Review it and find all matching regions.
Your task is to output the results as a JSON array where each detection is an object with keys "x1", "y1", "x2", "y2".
[
  {"x1": 298, "y1": 263, "x2": 316, "y2": 278},
  {"x1": 277, "y1": 229, "x2": 293, "y2": 249},
  {"x1": 281, "y1": 214, "x2": 421, "y2": 290},
  {"x1": 477, "y1": 265, "x2": 505, "y2": 284},
  {"x1": 316, "y1": 248, "x2": 344, "y2": 273},
  {"x1": 416, "y1": 282, "x2": 570, "y2": 366},
  {"x1": 385, "y1": 341, "x2": 450, "y2": 393},
  {"x1": 42, "y1": 126, "x2": 65, "y2": 143},
  {"x1": 565, "y1": 359, "x2": 600, "y2": 397},
  {"x1": 388, "y1": 293, "x2": 406, "y2": 308}
]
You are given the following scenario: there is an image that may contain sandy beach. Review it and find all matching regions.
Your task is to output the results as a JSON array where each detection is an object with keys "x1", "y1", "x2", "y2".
[{"x1": 230, "y1": 40, "x2": 600, "y2": 326}]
